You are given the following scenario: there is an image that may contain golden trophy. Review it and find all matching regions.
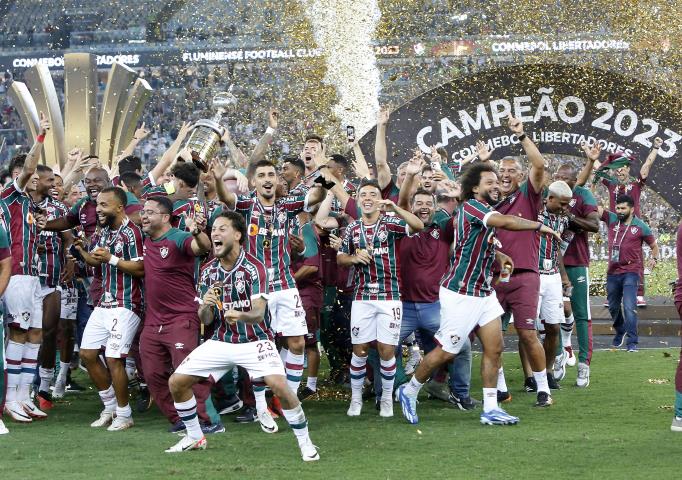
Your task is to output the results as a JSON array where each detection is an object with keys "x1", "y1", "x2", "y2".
[{"x1": 185, "y1": 91, "x2": 236, "y2": 172}]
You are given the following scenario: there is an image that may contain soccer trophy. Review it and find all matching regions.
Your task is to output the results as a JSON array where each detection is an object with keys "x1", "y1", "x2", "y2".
[{"x1": 185, "y1": 91, "x2": 237, "y2": 172}]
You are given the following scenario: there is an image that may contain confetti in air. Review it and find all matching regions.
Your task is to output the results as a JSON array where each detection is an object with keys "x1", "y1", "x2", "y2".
[{"x1": 300, "y1": 0, "x2": 382, "y2": 138}]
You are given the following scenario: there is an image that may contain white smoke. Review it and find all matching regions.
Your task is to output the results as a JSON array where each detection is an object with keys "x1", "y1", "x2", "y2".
[{"x1": 301, "y1": 0, "x2": 382, "y2": 138}]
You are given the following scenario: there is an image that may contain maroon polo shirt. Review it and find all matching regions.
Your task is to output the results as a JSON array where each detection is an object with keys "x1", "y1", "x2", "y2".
[
  {"x1": 563, "y1": 185, "x2": 599, "y2": 267},
  {"x1": 143, "y1": 227, "x2": 200, "y2": 327},
  {"x1": 601, "y1": 211, "x2": 655, "y2": 275},
  {"x1": 398, "y1": 223, "x2": 451, "y2": 302},
  {"x1": 494, "y1": 180, "x2": 543, "y2": 272}
]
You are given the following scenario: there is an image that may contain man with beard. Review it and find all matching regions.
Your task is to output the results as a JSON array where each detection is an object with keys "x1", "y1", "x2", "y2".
[
  {"x1": 599, "y1": 195, "x2": 659, "y2": 353},
  {"x1": 74, "y1": 187, "x2": 144, "y2": 431},
  {"x1": 552, "y1": 163, "x2": 600, "y2": 387},
  {"x1": 398, "y1": 162, "x2": 562, "y2": 425},
  {"x1": 138, "y1": 196, "x2": 218, "y2": 433},
  {"x1": 280, "y1": 156, "x2": 309, "y2": 196},
  {"x1": 577, "y1": 139, "x2": 662, "y2": 306},
  {"x1": 165, "y1": 211, "x2": 319, "y2": 461},
  {"x1": 534, "y1": 181, "x2": 572, "y2": 396},
  {"x1": 214, "y1": 160, "x2": 331, "y2": 409},
  {"x1": 2, "y1": 113, "x2": 50, "y2": 423},
  {"x1": 491, "y1": 116, "x2": 552, "y2": 406},
  {"x1": 337, "y1": 179, "x2": 424, "y2": 418},
  {"x1": 29, "y1": 165, "x2": 74, "y2": 410}
]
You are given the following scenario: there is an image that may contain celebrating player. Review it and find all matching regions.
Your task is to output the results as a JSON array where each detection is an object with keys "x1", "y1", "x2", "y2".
[{"x1": 165, "y1": 211, "x2": 319, "y2": 461}]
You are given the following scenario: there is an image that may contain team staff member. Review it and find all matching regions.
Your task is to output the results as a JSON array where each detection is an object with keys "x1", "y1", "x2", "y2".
[
  {"x1": 599, "y1": 195, "x2": 659, "y2": 353},
  {"x1": 75, "y1": 187, "x2": 144, "y2": 432},
  {"x1": 138, "y1": 196, "x2": 220, "y2": 433},
  {"x1": 166, "y1": 211, "x2": 319, "y2": 461}
]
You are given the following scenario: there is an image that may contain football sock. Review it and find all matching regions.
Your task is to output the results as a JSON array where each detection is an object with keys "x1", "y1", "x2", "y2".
[
  {"x1": 253, "y1": 380, "x2": 268, "y2": 415},
  {"x1": 285, "y1": 352, "x2": 304, "y2": 394},
  {"x1": 175, "y1": 396, "x2": 203, "y2": 440},
  {"x1": 5, "y1": 340, "x2": 23, "y2": 403},
  {"x1": 116, "y1": 404, "x2": 132, "y2": 418},
  {"x1": 57, "y1": 361, "x2": 70, "y2": 383},
  {"x1": 349, "y1": 354, "x2": 367, "y2": 402},
  {"x1": 20, "y1": 342, "x2": 41, "y2": 401},
  {"x1": 402, "y1": 376, "x2": 423, "y2": 398},
  {"x1": 533, "y1": 369, "x2": 550, "y2": 394},
  {"x1": 282, "y1": 404, "x2": 310, "y2": 447},
  {"x1": 379, "y1": 358, "x2": 396, "y2": 403},
  {"x1": 98, "y1": 385, "x2": 117, "y2": 412},
  {"x1": 482, "y1": 387, "x2": 498, "y2": 412},
  {"x1": 497, "y1": 367, "x2": 508, "y2": 392},
  {"x1": 562, "y1": 314, "x2": 574, "y2": 348},
  {"x1": 39, "y1": 367, "x2": 54, "y2": 393},
  {"x1": 306, "y1": 376, "x2": 317, "y2": 392}
]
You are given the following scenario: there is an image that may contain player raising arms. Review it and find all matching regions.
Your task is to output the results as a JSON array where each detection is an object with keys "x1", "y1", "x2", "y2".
[
  {"x1": 398, "y1": 163, "x2": 562, "y2": 426},
  {"x1": 337, "y1": 179, "x2": 424, "y2": 418},
  {"x1": 165, "y1": 211, "x2": 319, "y2": 461}
]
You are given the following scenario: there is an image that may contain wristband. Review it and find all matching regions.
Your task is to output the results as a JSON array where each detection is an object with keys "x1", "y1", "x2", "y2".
[
  {"x1": 36, "y1": 134, "x2": 45, "y2": 143},
  {"x1": 517, "y1": 133, "x2": 527, "y2": 142},
  {"x1": 108, "y1": 255, "x2": 120, "y2": 266},
  {"x1": 266, "y1": 127, "x2": 277, "y2": 135}
]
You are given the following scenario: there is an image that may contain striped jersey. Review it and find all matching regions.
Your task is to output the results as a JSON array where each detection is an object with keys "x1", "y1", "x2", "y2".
[
  {"x1": 93, "y1": 218, "x2": 144, "y2": 314},
  {"x1": 537, "y1": 206, "x2": 569, "y2": 275},
  {"x1": 0, "y1": 220, "x2": 9, "y2": 316},
  {"x1": 338, "y1": 215, "x2": 410, "y2": 301},
  {"x1": 198, "y1": 250, "x2": 272, "y2": 344},
  {"x1": 37, "y1": 196, "x2": 70, "y2": 287},
  {"x1": 235, "y1": 193, "x2": 308, "y2": 292},
  {"x1": 441, "y1": 199, "x2": 499, "y2": 297},
  {"x1": 1, "y1": 179, "x2": 39, "y2": 276}
]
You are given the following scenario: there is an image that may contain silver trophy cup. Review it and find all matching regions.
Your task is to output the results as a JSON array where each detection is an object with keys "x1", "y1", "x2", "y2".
[{"x1": 185, "y1": 91, "x2": 236, "y2": 172}]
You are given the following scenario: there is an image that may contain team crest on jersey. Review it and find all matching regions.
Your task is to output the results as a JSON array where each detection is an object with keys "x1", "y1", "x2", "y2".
[
  {"x1": 235, "y1": 279, "x2": 245, "y2": 293},
  {"x1": 277, "y1": 211, "x2": 287, "y2": 225},
  {"x1": 450, "y1": 334, "x2": 460, "y2": 346},
  {"x1": 115, "y1": 241, "x2": 123, "y2": 254},
  {"x1": 160, "y1": 246, "x2": 169, "y2": 258},
  {"x1": 376, "y1": 229, "x2": 388, "y2": 242},
  {"x1": 569, "y1": 198, "x2": 576, "y2": 207},
  {"x1": 430, "y1": 229, "x2": 440, "y2": 239},
  {"x1": 630, "y1": 227, "x2": 638, "y2": 235},
  {"x1": 22, "y1": 311, "x2": 31, "y2": 322},
  {"x1": 352, "y1": 326, "x2": 360, "y2": 337}
]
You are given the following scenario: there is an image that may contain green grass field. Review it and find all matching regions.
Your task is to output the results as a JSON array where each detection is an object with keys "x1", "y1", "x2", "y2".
[{"x1": 2, "y1": 348, "x2": 681, "y2": 479}]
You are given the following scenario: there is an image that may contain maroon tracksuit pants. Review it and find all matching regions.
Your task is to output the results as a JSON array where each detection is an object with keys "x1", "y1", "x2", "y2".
[{"x1": 140, "y1": 322, "x2": 210, "y2": 424}]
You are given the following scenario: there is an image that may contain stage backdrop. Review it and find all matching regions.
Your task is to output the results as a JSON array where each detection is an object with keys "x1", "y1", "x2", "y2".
[{"x1": 358, "y1": 63, "x2": 682, "y2": 213}]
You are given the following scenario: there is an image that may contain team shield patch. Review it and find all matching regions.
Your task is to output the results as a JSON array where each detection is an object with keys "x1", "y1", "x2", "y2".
[{"x1": 160, "y1": 246, "x2": 169, "y2": 258}]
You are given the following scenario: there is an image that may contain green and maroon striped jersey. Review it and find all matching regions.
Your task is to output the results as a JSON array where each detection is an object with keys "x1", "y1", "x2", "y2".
[
  {"x1": 441, "y1": 199, "x2": 499, "y2": 297},
  {"x1": 198, "y1": 250, "x2": 272, "y2": 344},
  {"x1": 1, "y1": 180, "x2": 39, "y2": 276},
  {"x1": 37, "y1": 196, "x2": 70, "y2": 287},
  {"x1": 338, "y1": 215, "x2": 410, "y2": 301},
  {"x1": 537, "y1": 206, "x2": 569, "y2": 275},
  {"x1": 94, "y1": 218, "x2": 144, "y2": 315},
  {"x1": 235, "y1": 193, "x2": 308, "y2": 292},
  {"x1": 0, "y1": 219, "x2": 9, "y2": 316}
]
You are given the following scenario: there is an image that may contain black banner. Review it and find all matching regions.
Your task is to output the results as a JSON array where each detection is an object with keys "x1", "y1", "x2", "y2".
[{"x1": 358, "y1": 63, "x2": 682, "y2": 213}]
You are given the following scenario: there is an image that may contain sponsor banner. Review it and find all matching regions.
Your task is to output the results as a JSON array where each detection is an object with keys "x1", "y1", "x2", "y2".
[{"x1": 357, "y1": 63, "x2": 682, "y2": 213}]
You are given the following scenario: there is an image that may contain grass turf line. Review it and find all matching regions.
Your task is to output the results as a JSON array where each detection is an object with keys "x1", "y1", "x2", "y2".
[{"x1": 1, "y1": 348, "x2": 679, "y2": 479}]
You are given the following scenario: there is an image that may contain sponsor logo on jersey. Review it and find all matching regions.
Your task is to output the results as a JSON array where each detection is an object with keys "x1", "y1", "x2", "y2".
[
  {"x1": 160, "y1": 246, "x2": 169, "y2": 258},
  {"x1": 248, "y1": 224, "x2": 259, "y2": 236},
  {"x1": 372, "y1": 246, "x2": 390, "y2": 255},
  {"x1": 225, "y1": 299, "x2": 251, "y2": 310},
  {"x1": 174, "y1": 342, "x2": 185, "y2": 349},
  {"x1": 576, "y1": 275, "x2": 586, "y2": 283},
  {"x1": 352, "y1": 326, "x2": 359, "y2": 337}
]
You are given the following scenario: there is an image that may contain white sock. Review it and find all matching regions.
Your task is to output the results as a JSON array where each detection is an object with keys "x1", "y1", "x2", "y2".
[
  {"x1": 306, "y1": 377, "x2": 318, "y2": 392},
  {"x1": 253, "y1": 383, "x2": 268, "y2": 415},
  {"x1": 39, "y1": 367, "x2": 54, "y2": 393},
  {"x1": 279, "y1": 347, "x2": 289, "y2": 363},
  {"x1": 349, "y1": 354, "x2": 367, "y2": 402},
  {"x1": 57, "y1": 361, "x2": 70, "y2": 383},
  {"x1": 5, "y1": 340, "x2": 23, "y2": 403},
  {"x1": 482, "y1": 387, "x2": 498, "y2": 412},
  {"x1": 497, "y1": 367, "x2": 508, "y2": 393},
  {"x1": 282, "y1": 404, "x2": 310, "y2": 447},
  {"x1": 115, "y1": 403, "x2": 132, "y2": 418},
  {"x1": 533, "y1": 370, "x2": 550, "y2": 394},
  {"x1": 21, "y1": 342, "x2": 41, "y2": 401},
  {"x1": 379, "y1": 358, "x2": 396, "y2": 402},
  {"x1": 285, "y1": 352, "x2": 304, "y2": 394},
  {"x1": 125, "y1": 357, "x2": 136, "y2": 381},
  {"x1": 175, "y1": 396, "x2": 203, "y2": 440},
  {"x1": 562, "y1": 315, "x2": 574, "y2": 348},
  {"x1": 402, "y1": 376, "x2": 423, "y2": 398},
  {"x1": 98, "y1": 385, "x2": 117, "y2": 412}
]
